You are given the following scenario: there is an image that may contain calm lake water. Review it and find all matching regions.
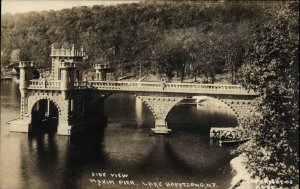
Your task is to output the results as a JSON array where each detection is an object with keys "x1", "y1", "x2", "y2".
[{"x1": 0, "y1": 80, "x2": 239, "y2": 189}]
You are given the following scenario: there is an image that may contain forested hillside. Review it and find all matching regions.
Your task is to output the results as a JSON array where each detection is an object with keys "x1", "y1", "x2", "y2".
[{"x1": 1, "y1": 1, "x2": 266, "y2": 82}]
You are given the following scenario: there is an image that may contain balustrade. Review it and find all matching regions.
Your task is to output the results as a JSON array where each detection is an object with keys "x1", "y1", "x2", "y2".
[
  {"x1": 26, "y1": 79, "x2": 255, "y2": 95},
  {"x1": 88, "y1": 81, "x2": 256, "y2": 95},
  {"x1": 94, "y1": 64, "x2": 108, "y2": 69},
  {"x1": 74, "y1": 81, "x2": 88, "y2": 89},
  {"x1": 28, "y1": 79, "x2": 61, "y2": 90},
  {"x1": 19, "y1": 61, "x2": 34, "y2": 67},
  {"x1": 60, "y1": 62, "x2": 75, "y2": 68}
]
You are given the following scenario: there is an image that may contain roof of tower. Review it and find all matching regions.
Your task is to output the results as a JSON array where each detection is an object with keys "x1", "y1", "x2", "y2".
[{"x1": 50, "y1": 44, "x2": 86, "y2": 57}]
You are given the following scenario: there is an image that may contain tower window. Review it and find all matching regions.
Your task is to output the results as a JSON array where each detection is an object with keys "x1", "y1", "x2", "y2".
[
  {"x1": 58, "y1": 69, "x2": 61, "y2": 80},
  {"x1": 70, "y1": 99, "x2": 74, "y2": 112}
]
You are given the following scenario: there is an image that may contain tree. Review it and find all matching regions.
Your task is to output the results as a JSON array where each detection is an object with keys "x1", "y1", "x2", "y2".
[
  {"x1": 221, "y1": 22, "x2": 250, "y2": 84},
  {"x1": 188, "y1": 31, "x2": 225, "y2": 84},
  {"x1": 152, "y1": 37, "x2": 189, "y2": 82},
  {"x1": 10, "y1": 49, "x2": 20, "y2": 62},
  {"x1": 238, "y1": 2, "x2": 299, "y2": 188}
]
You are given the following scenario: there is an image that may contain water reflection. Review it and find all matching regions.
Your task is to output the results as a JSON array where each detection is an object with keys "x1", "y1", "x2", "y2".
[
  {"x1": 23, "y1": 132, "x2": 59, "y2": 189},
  {"x1": 137, "y1": 136, "x2": 194, "y2": 174},
  {"x1": 135, "y1": 98, "x2": 143, "y2": 127},
  {"x1": 105, "y1": 93, "x2": 154, "y2": 128}
]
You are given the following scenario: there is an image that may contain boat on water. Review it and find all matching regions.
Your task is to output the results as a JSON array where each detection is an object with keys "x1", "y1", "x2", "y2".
[
  {"x1": 219, "y1": 138, "x2": 251, "y2": 146},
  {"x1": 210, "y1": 127, "x2": 238, "y2": 139}
]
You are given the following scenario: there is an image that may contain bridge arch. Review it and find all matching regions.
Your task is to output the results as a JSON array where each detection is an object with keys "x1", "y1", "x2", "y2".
[
  {"x1": 27, "y1": 94, "x2": 69, "y2": 134},
  {"x1": 102, "y1": 92, "x2": 156, "y2": 126},
  {"x1": 136, "y1": 96, "x2": 185, "y2": 123},
  {"x1": 217, "y1": 98, "x2": 258, "y2": 126},
  {"x1": 30, "y1": 99, "x2": 59, "y2": 133},
  {"x1": 165, "y1": 96, "x2": 239, "y2": 132},
  {"x1": 29, "y1": 98, "x2": 61, "y2": 115},
  {"x1": 136, "y1": 95, "x2": 257, "y2": 133},
  {"x1": 168, "y1": 96, "x2": 238, "y2": 117},
  {"x1": 28, "y1": 96, "x2": 62, "y2": 118}
]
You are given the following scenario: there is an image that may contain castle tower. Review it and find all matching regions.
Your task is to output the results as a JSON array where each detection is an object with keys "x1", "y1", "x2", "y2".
[
  {"x1": 50, "y1": 44, "x2": 85, "y2": 80},
  {"x1": 60, "y1": 61, "x2": 76, "y2": 99},
  {"x1": 19, "y1": 61, "x2": 34, "y2": 118},
  {"x1": 94, "y1": 63, "x2": 109, "y2": 81}
]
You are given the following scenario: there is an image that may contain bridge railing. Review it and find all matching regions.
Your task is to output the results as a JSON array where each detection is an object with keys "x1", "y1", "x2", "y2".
[
  {"x1": 89, "y1": 81, "x2": 160, "y2": 90},
  {"x1": 74, "y1": 81, "x2": 88, "y2": 89},
  {"x1": 27, "y1": 79, "x2": 256, "y2": 95},
  {"x1": 88, "y1": 81, "x2": 256, "y2": 95},
  {"x1": 28, "y1": 79, "x2": 61, "y2": 90}
]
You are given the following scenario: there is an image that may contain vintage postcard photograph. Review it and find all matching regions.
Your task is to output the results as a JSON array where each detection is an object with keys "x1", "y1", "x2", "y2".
[{"x1": 1, "y1": 1, "x2": 299, "y2": 189}]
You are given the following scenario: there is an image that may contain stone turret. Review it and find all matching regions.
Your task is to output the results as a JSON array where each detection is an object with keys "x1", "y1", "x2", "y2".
[
  {"x1": 19, "y1": 61, "x2": 34, "y2": 97},
  {"x1": 18, "y1": 61, "x2": 34, "y2": 119},
  {"x1": 94, "y1": 63, "x2": 109, "y2": 81},
  {"x1": 60, "y1": 61, "x2": 76, "y2": 98}
]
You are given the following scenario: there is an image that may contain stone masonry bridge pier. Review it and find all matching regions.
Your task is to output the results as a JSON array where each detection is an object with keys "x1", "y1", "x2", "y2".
[{"x1": 9, "y1": 45, "x2": 259, "y2": 135}]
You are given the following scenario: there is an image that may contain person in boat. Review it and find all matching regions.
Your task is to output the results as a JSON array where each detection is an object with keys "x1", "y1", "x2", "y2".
[
  {"x1": 211, "y1": 130, "x2": 217, "y2": 138},
  {"x1": 216, "y1": 130, "x2": 221, "y2": 139},
  {"x1": 234, "y1": 131, "x2": 240, "y2": 139},
  {"x1": 220, "y1": 132, "x2": 226, "y2": 140},
  {"x1": 232, "y1": 131, "x2": 238, "y2": 139},
  {"x1": 226, "y1": 131, "x2": 234, "y2": 139},
  {"x1": 212, "y1": 130, "x2": 219, "y2": 139}
]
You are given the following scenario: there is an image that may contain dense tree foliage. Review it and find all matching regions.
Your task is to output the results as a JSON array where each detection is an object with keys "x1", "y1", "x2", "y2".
[
  {"x1": 1, "y1": 1, "x2": 264, "y2": 82},
  {"x1": 238, "y1": 2, "x2": 299, "y2": 188}
]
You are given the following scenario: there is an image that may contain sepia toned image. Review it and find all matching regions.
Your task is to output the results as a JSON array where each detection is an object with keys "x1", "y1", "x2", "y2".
[{"x1": 1, "y1": 1, "x2": 299, "y2": 189}]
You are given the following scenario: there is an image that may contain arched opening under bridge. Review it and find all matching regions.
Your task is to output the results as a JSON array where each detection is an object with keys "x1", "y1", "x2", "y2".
[
  {"x1": 31, "y1": 99, "x2": 59, "y2": 133},
  {"x1": 104, "y1": 93, "x2": 155, "y2": 130},
  {"x1": 166, "y1": 96, "x2": 238, "y2": 135}
]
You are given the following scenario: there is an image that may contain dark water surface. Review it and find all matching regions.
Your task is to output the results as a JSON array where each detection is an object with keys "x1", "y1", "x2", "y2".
[{"x1": 1, "y1": 80, "x2": 238, "y2": 189}]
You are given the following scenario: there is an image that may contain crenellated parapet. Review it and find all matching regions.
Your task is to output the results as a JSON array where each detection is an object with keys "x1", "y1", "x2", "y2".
[
  {"x1": 19, "y1": 61, "x2": 34, "y2": 90},
  {"x1": 94, "y1": 63, "x2": 108, "y2": 70},
  {"x1": 51, "y1": 44, "x2": 86, "y2": 57},
  {"x1": 19, "y1": 61, "x2": 34, "y2": 68}
]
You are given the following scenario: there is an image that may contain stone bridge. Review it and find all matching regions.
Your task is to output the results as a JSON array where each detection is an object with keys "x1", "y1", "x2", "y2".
[
  {"x1": 9, "y1": 46, "x2": 259, "y2": 136},
  {"x1": 88, "y1": 81, "x2": 258, "y2": 133},
  {"x1": 14, "y1": 77, "x2": 258, "y2": 135}
]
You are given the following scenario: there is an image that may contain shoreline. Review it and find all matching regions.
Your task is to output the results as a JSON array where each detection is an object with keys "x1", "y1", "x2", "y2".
[{"x1": 230, "y1": 154, "x2": 256, "y2": 189}]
